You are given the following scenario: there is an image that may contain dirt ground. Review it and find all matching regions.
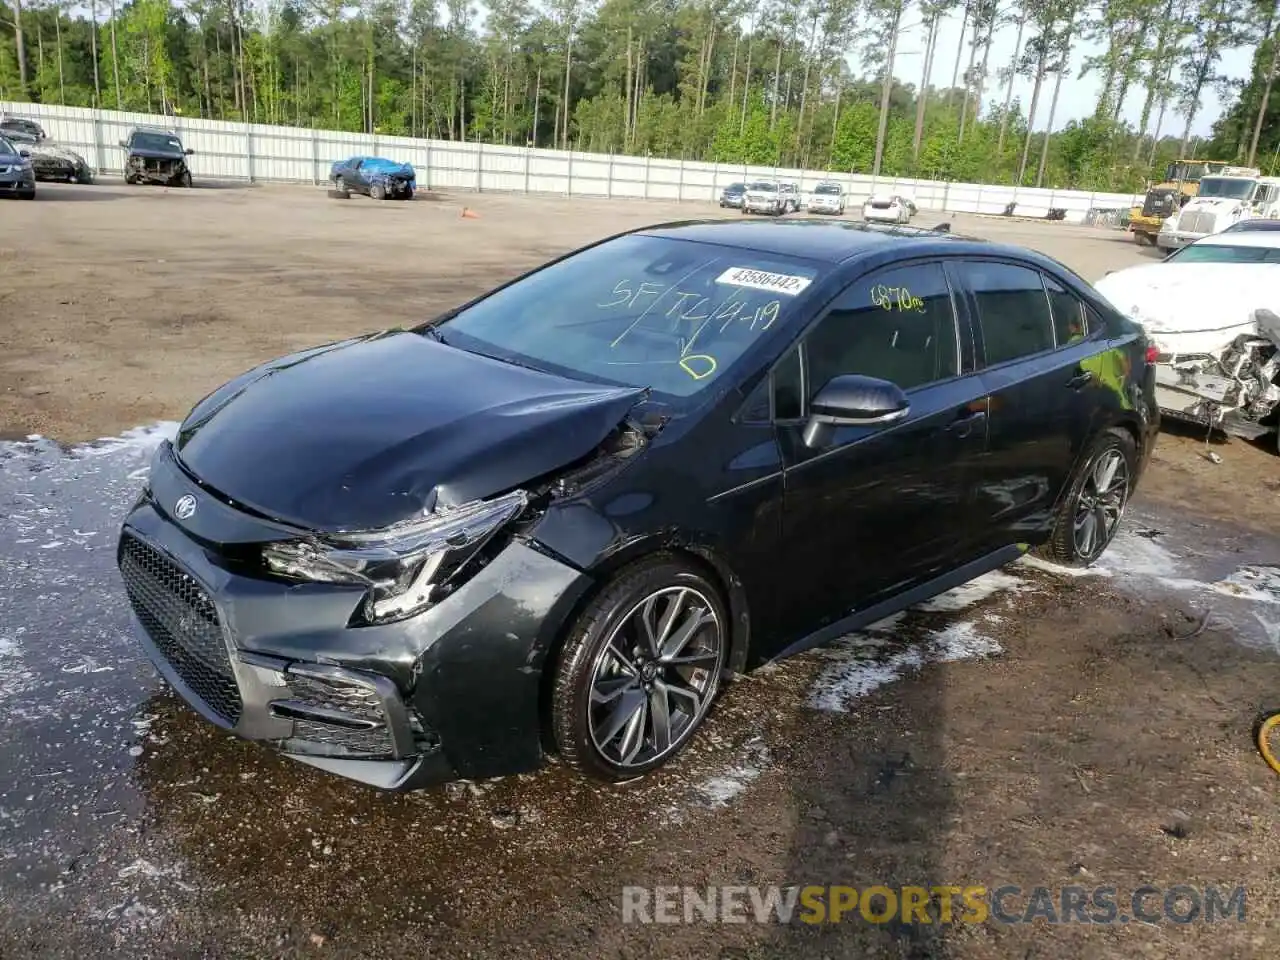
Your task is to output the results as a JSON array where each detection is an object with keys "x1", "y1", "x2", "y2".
[{"x1": 2, "y1": 183, "x2": 1280, "y2": 958}]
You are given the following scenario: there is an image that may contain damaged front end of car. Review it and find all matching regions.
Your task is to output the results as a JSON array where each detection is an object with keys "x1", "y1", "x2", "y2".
[
  {"x1": 117, "y1": 349, "x2": 663, "y2": 789},
  {"x1": 28, "y1": 143, "x2": 93, "y2": 183},
  {"x1": 1148, "y1": 309, "x2": 1280, "y2": 440},
  {"x1": 126, "y1": 152, "x2": 189, "y2": 185}
]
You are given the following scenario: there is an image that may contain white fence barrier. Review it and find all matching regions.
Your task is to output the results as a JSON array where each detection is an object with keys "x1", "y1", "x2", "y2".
[{"x1": 1, "y1": 101, "x2": 1142, "y2": 223}]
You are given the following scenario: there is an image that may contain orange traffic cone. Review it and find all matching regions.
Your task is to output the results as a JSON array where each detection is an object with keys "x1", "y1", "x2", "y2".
[{"x1": 461, "y1": 207, "x2": 480, "y2": 219}]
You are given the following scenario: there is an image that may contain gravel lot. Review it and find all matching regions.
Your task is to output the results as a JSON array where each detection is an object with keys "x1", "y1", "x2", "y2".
[{"x1": 2, "y1": 183, "x2": 1280, "y2": 959}]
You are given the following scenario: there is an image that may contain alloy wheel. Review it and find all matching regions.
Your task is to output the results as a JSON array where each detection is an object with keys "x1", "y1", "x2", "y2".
[
  {"x1": 1072, "y1": 447, "x2": 1130, "y2": 561},
  {"x1": 586, "y1": 586, "x2": 724, "y2": 769}
]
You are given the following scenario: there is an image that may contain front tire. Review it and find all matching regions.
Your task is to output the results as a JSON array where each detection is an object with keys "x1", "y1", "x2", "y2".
[
  {"x1": 551, "y1": 556, "x2": 729, "y2": 782},
  {"x1": 1036, "y1": 427, "x2": 1137, "y2": 567},
  {"x1": 370, "y1": 182, "x2": 386, "y2": 201}
]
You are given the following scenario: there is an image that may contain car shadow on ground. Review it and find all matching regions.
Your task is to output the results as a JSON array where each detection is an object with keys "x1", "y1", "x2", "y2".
[
  {"x1": 27, "y1": 185, "x2": 125, "y2": 201},
  {"x1": 765, "y1": 657, "x2": 954, "y2": 956}
]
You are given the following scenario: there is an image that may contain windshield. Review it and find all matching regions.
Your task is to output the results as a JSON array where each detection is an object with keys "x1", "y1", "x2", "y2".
[
  {"x1": 1167, "y1": 242, "x2": 1280, "y2": 264},
  {"x1": 131, "y1": 132, "x2": 183, "y2": 152},
  {"x1": 1197, "y1": 177, "x2": 1256, "y2": 200},
  {"x1": 724, "y1": 182, "x2": 745, "y2": 191},
  {"x1": 815, "y1": 184, "x2": 841, "y2": 195},
  {"x1": 1224, "y1": 219, "x2": 1280, "y2": 232},
  {"x1": 434, "y1": 234, "x2": 821, "y2": 400},
  {"x1": 0, "y1": 136, "x2": 16, "y2": 155},
  {"x1": 748, "y1": 182, "x2": 776, "y2": 193}
]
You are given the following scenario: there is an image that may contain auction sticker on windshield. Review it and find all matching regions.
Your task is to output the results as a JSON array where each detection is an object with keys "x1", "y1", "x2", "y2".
[{"x1": 716, "y1": 267, "x2": 813, "y2": 296}]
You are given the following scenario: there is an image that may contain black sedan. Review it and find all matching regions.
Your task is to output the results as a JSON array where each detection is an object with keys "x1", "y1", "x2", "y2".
[{"x1": 117, "y1": 220, "x2": 1159, "y2": 791}]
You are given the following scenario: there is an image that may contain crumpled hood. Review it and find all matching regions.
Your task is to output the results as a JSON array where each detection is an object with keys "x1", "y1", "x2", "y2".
[
  {"x1": 1094, "y1": 262, "x2": 1280, "y2": 354},
  {"x1": 360, "y1": 158, "x2": 415, "y2": 179},
  {"x1": 28, "y1": 141, "x2": 86, "y2": 163},
  {"x1": 173, "y1": 331, "x2": 647, "y2": 533}
]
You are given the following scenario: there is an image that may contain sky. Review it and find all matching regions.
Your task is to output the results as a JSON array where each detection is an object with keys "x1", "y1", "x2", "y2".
[{"x1": 894, "y1": 13, "x2": 1256, "y2": 140}]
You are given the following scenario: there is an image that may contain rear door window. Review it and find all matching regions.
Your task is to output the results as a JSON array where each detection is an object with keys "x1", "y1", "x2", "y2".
[{"x1": 959, "y1": 262, "x2": 1055, "y2": 365}]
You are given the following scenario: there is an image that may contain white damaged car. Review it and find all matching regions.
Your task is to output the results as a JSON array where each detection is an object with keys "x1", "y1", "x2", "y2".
[
  {"x1": 1093, "y1": 232, "x2": 1280, "y2": 449},
  {"x1": 862, "y1": 194, "x2": 915, "y2": 224}
]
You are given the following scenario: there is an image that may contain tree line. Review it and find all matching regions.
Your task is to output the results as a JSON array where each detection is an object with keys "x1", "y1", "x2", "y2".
[{"x1": 0, "y1": 0, "x2": 1276, "y2": 193}]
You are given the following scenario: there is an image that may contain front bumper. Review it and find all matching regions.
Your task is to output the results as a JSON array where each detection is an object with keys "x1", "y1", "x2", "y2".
[
  {"x1": 720, "y1": 194, "x2": 744, "y2": 207},
  {"x1": 1149, "y1": 362, "x2": 1272, "y2": 440},
  {"x1": 0, "y1": 166, "x2": 35, "y2": 192},
  {"x1": 808, "y1": 201, "x2": 843, "y2": 214},
  {"x1": 1156, "y1": 229, "x2": 1204, "y2": 249},
  {"x1": 116, "y1": 445, "x2": 592, "y2": 790},
  {"x1": 743, "y1": 198, "x2": 782, "y2": 213},
  {"x1": 375, "y1": 176, "x2": 415, "y2": 198},
  {"x1": 127, "y1": 156, "x2": 187, "y2": 183},
  {"x1": 31, "y1": 156, "x2": 89, "y2": 181}
]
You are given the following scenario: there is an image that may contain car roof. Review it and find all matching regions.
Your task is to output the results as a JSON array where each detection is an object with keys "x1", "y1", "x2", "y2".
[
  {"x1": 1191, "y1": 230, "x2": 1280, "y2": 247},
  {"x1": 635, "y1": 218, "x2": 998, "y2": 265}
]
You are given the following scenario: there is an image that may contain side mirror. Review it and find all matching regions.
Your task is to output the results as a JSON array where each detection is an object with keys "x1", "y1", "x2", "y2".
[
  {"x1": 185, "y1": 148, "x2": 195, "y2": 155},
  {"x1": 802, "y1": 374, "x2": 910, "y2": 448},
  {"x1": 18, "y1": 149, "x2": 29, "y2": 158}
]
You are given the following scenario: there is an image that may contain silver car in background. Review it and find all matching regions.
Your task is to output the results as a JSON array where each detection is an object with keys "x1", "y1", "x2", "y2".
[
  {"x1": 808, "y1": 182, "x2": 846, "y2": 215},
  {"x1": 741, "y1": 180, "x2": 785, "y2": 216}
]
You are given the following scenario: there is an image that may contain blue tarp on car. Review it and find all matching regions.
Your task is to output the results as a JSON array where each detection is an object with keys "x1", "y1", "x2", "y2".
[{"x1": 358, "y1": 157, "x2": 415, "y2": 178}]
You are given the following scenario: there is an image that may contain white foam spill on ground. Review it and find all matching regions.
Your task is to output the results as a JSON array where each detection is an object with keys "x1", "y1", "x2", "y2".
[
  {"x1": 913, "y1": 570, "x2": 1033, "y2": 612},
  {"x1": 0, "y1": 421, "x2": 188, "y2": 928},
  {"x1": 1209, "y1": 565, "x2": 1280, "y2": 605},
  {"x1": 1018, "y1": 525, "x2": 1280, "y2": 653},
  {"x1": 807, "y1": 616, "x2": 1006, "y2": 714},
  {"x1": 662, "y1": 736, "x2": 771, "y2": 825}
]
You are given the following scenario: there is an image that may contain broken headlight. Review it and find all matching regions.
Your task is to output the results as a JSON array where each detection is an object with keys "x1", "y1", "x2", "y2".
[{"x1": 262, "y1": 489, "x2": 528, "y2": 625}]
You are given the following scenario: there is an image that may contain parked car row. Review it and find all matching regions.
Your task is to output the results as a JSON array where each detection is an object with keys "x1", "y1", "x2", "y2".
[
  {"x1": 1, "y1": 115, "x2": 93, "y2": 185},
  {"x1": 718, "y1": 178, "x2": 917, "y2": 224},
  {"x1": 1, "y1": 114, "x2": 418, "y2": 203},
  {"x1": 0, "y1": 114, "x2": 200, "y2": 195}
]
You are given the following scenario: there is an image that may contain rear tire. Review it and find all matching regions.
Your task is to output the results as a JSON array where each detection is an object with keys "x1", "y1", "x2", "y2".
[
  {"x1": 18, "y1": 186, "x2": 35, "y2": 200},
  {"x1": 1035, "y1": 427, "x2": 1137, "y2": 567},
  {"x1": 551, "y1": 555, "x2": 729, "y2": 783},
  {"x1": 332, "y1": 176, "x2": 349, "y2": 198}
]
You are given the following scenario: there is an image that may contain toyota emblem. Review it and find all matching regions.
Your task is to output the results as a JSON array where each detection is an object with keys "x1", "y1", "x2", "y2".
[{"x1": 174, "y1": 495, "x2": 197, "y2": 521}]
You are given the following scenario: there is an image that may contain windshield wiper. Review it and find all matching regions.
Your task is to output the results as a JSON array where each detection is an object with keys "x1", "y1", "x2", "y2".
[{"x1": 422, "y1": 325, "x2": 450, "y2": 345}]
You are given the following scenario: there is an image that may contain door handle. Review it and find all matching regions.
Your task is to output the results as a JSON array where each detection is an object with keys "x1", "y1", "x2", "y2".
[
  {"x1": 1067, "y1": 369, "x2": 1094, "y2": 390},
  {"x1": 945, "y1": 408, "x2": 988, "y2": 438}
]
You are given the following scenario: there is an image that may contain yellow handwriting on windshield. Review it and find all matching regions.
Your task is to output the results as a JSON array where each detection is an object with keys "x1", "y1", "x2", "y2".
[
  {"x1": 679, "y1": 355, "x2": 718, "y2": 381},
  {"x1": 870, "y1": 284, "x2": 926, "y2": 314},
  {"x1": 598, "y1": 278, "x2": 668, "y2": 310}
]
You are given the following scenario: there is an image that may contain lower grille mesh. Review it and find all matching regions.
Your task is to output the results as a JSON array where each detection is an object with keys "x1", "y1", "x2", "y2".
[
  {"x1": 120, "y1": 535, "x2": 243, "y2": 725},
  {"x1": 278, "y1": 674, "x2": 394, "y2": 758}
]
